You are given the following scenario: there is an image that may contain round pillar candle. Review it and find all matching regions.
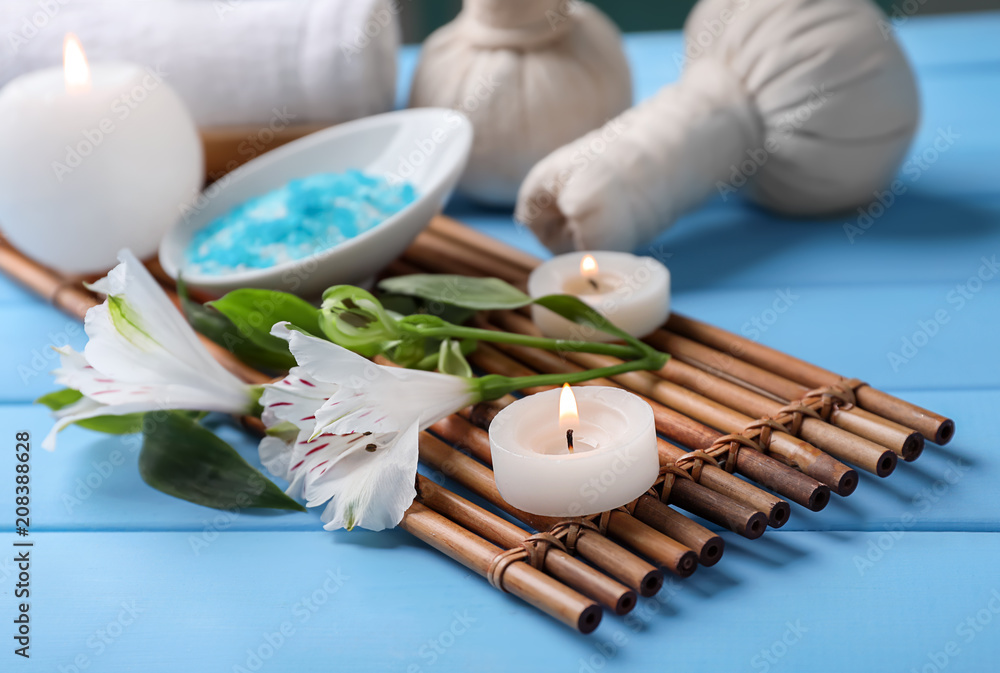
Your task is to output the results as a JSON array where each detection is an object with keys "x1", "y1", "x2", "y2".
[
  {"x1": 0, "y1": 35, "x2": 202, "y2": 273},
  {"x1": 489, "y1": 385, "x2": 659, "y2": 517},
  {"x1": 527, "y1": 251, "x2": 670, "y2": 342}
]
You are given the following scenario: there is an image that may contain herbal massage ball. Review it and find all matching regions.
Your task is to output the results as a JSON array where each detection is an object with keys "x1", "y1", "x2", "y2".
[
  {"x1": 516, "y1": 0, "x2": 921, "y2": 253},
  {"x1": 409, "y1": 0, "x2": 632, "y2": 206}
]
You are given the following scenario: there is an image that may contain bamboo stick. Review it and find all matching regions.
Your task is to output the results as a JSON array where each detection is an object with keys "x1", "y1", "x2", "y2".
[
  {"x1": 420, "y1": 433, "x2": 698, "y2": 577},
  {"x1": 431, "y1": 414, "x2": 726, "y2": 565},
  {"x1": 465, "y1": 345, "x2": 775, "y2": 538},
  {"x1": 419, "y1": 221, "x2": 954, "y2": 446},
  {"x1": 428, "y1": 216, "x2": 542, "y2": 272},
  {"x1": 654, "y1": 354, "x2": 898, "y2": 477},
  {"x1": 478, "y1": 311, "x2": 830, "y2": 502},
  {"x1": 399, "y1": 501, "x2": 602, "y2": 633},
  {"x1": 418, "y1": 432, "x2": 667, "y2": 594},
  {"x1": 666, "y1": 313, "x2": 955, "y2": 445},
  {"x1": 645, "y1": 330, "x2": 925, "y2": 461},
  {"x1": 489, "y1": 309, "x2": 889, "y2": 480},
  {"x1": 405, "y1": 234, "x2": 856, "y2": 494},
  {"x1": 566, "y1": 349, "x2": 858, "y2": 496},
  {"x1": 478, "y1": 337, "x2": 830, "y2": 512},
  {"x1": 408, "y1": 230, "x2": 527, "y2": 288},
  {"x1": 416, "y1": 475, "x2": 637, "y2": 614}
]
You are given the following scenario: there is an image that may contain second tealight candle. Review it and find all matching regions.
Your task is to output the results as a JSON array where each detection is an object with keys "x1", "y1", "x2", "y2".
[{"x1": 527, "y1": 251, "x2": 670, "y2": 342}]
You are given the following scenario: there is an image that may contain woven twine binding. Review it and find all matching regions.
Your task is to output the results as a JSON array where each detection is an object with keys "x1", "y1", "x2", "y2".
[{"x1": 486, "y1": 378, "x2": 864, "y2": 591}]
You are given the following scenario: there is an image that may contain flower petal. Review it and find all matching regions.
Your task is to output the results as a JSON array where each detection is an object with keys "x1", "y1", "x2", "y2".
[
  {"x1": 82, "y1": 250, "x2": 248, "y2": 406},
  {"x1": 271, "y1": 322, "x2": 381, "y2": 385},
  {"x1": 310, "y1": 422, "x2": 420, "y2": 531},
  {"x1": 261, "y1": 366, "x2": 335, "y2": 435},
  {"x1": 52, "y1": 346, "x2": 251, "y2": 417}
]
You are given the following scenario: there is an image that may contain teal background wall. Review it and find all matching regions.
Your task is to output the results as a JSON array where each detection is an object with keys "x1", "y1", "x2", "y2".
[{"x1": 399, "y1": 0, "x2": 1000, "y2": 43}]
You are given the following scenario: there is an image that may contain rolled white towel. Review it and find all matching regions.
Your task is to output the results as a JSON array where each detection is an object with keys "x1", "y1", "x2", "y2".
[{"x1": 0, "y1": 0, "x2": 399, "y2": 127}]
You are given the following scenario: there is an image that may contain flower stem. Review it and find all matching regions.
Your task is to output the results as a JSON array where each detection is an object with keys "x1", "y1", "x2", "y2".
[
  {"x1": 400, "y1": 323, "x2": 643, "y2": 359},
  {"x1": 475, "y1": 353, "x2": 669, "y2": 401}
]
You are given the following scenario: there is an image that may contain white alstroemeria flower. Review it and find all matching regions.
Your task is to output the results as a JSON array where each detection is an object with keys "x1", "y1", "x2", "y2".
[
  {"x1": 42, "y1": 250, "x2": 257, "y2": 450},
  {"x1": 258, "y1": 323, "x2": 480, "y2": 532}
]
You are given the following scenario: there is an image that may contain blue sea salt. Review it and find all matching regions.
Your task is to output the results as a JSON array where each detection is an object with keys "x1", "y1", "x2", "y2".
[{"x1": 184, "y1": 170, "x2": 417, "y2": 275}]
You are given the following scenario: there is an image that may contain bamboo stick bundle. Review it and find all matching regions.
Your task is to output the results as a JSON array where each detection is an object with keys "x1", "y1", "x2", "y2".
[
  {"x1": 491, "y1": 311, "x2": 898, "y2": 479},
  {"x1": 399, "y1": 501, "x2": 603, "y2": 633},
  {"x1": 420, "y1": 217, "x2": 954, "y2": 446},
  {"x1": 665, "y1": 313, "x2": 955, "y2": 445},
  {"x1": 393, "y1": 251, "x2": 839, "y2": 509},
  {"x1": 415, "y1": 475, "x2": 638, "y2": 614},
  {"x1": 432, "y1": 413, "x2": 727, "y2": 564},
  {"x1": 474, "y1": 336, "x2": 830, "y2": 513},
  {"x1": 406, "y1": 227, "x2": 937, "y2": 497},
  {"x1": 418, "y1": 432, "x2": 666, "y2": 596},
  {"x1": 645, "y1": 330, "x2": 925, "y2": 461},
  {"x1": 464, "y1": 344, "x2": 775, "y2": 538}
]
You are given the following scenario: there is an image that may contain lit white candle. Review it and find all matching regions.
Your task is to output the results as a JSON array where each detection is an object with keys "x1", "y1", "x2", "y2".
[
  {"x1": 527, "y1": 251, "x2": 670, "y2": 342},
  {"x1": 490, "y1": 385, "x2": 659, "y2": 517},
  {"x1": 0, "y1": 34, "x2": 202, "y2": 274}
]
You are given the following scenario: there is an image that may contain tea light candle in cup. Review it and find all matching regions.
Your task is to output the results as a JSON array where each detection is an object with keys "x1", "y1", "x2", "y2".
[
  {"x1": 528, "y1": 251, "x2": 670, "y2": 342},
  {"x1": 489, "y1": 385, "x2": 659, "y2": 517},
  {"x1": 0, "y1": 34, "x2": 201, "y2": 274}
]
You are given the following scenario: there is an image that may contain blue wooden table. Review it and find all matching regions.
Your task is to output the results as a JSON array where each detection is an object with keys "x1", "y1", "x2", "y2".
[{"x1": 4, "y1": 12, "x2": 1000, "y2": 672}]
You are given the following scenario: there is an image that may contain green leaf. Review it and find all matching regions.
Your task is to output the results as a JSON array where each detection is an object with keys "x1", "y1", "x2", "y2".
[
  {"x1": 379, "y1": 274, "x2": 533, "y2": 311},
  {"x1": 178, "y1": 279, "x2": 297, "y2": 370},
  {"x1": 138, "y1": 411, "x2": 305, "y2": 512},
  {"x1": 36, "y1": 388, "x2": 146, "y2": 435},
  {"x1": 533, "y1": 294, "x2": 645, "y2": 351},
  {"x1": 437, "y1": 339, "x2": 472, "y2": 377},
  {"x1": 36, "y1": 388, "x2": 84, "y2": 411},
  {"x1": 209, "y1": 288, "x2": 321, "y2": 353},
  {"x1": 379, "y1": 274, "x2": 654, "y2": 354}
]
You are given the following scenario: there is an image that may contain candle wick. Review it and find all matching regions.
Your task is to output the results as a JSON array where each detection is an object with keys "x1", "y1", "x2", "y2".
[
  {"x1": 566, "y1": 428, "x2": 574, "y2": 452},
  {"x1": 587, "y1": 278, "x2": 599, "y2": 291}
]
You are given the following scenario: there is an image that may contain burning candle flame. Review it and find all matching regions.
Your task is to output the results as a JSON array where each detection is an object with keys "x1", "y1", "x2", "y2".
[
  {"x1": 580, "y1": 254, "x2": 598, "y2": 277},
  {"x1": 558, "y1": 383, "x2": 579, "y2": 433},
  {"x1": 63, "y1": 33, "x2": 91, "y2": 93}
]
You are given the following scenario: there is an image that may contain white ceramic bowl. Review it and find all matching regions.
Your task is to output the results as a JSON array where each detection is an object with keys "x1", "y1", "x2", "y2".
[{"x1": 159, "y1": 108, "x2": 473, "y2": 295}]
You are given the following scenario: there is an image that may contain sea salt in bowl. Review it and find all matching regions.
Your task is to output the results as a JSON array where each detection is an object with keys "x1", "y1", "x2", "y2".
[{"x1": 159, "y1": 108, "x2": 473, "y2": 295}]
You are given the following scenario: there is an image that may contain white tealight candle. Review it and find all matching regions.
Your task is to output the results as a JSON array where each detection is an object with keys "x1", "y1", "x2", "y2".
[
  {"x1": 528, "y1": 251, "x2": 670, "y2": 342},
  {"x1": 0, "y1": 34, "x2": 202, "y2": 274},
  {"x1": 490, "y1": 385, "x2": 659, "y2": 517}
]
